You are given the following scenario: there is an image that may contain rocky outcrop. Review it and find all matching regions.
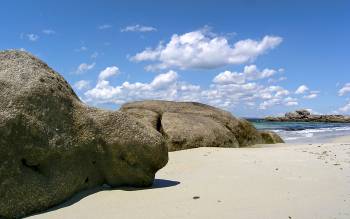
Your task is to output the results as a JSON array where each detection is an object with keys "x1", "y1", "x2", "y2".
[
  {"x1": 0, "y1": 51, "x2": 168, "y2": 218},
  {"x1": 265, "y1": 109, "x2": 350, "y2": 123},
  {"x1": 121, "y1": 100, "x2": 284, "y2": 151},
  {"x1": 260, "y1": 131, "x2": 284, "y2": 144}
]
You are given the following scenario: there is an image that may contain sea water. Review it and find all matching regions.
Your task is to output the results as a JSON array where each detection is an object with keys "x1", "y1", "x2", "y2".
[{"x1": 247, "y1": 118, "x2": 350, "y2": 143}]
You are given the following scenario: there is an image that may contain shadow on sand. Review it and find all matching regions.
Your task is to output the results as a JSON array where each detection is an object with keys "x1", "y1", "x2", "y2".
[{"x1": 27, "y1": 179, "x2": 180, "y2": 218}]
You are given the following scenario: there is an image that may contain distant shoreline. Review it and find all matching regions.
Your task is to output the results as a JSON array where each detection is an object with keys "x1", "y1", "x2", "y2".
[
  {"x1": 265, "y1": 109, "x2": 350, "y2": 123},
  {"x1": 248, "y1": 118, "x2": 350, "y2": 143}
]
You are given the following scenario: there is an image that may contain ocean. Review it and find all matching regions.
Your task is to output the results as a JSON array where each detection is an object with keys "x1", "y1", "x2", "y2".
[{"x1": 247, "y1": 119, "x2": 350, "y2": 143}]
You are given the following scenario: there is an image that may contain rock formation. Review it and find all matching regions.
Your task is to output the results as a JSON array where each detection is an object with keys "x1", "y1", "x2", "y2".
[
  {"x1": 265, "y1": 109, "x2": 350, "y2": 123},
  {"x1": 0, "y1": 51, "x2": 168, "y2": 218},
  {"x1": 121, "y1": 100, "x2": 284, "y2": 151},
  {"x1": 0, "y1": 50, "x2": 284, "y2": 218}
]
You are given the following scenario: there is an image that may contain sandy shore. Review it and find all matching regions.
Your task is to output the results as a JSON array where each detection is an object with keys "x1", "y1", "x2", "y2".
[
  {"x1": 333, "y1": 135, "x2": 350, "y2": 143},
  {"x1": 29, "y1": 139, "x2": 350, "y2": 219}
]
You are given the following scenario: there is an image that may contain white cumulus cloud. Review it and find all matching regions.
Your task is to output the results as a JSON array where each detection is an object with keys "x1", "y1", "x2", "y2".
[
  {"x1": 303, "y1": 94, "x2": 317, "y2": 99},
  {"x1": 98, "y1": 66, "x2": 119, "y2": 81},
  {"x1": 295, "y1": 85, "x2": 309, "y2": 94},
  {"x1": 338, "y1": 83, "x2": 350, "y2": 96},
  {"x1": 303, "y1": 91, "x2": 319, "y2": 99},
  {"x1": 85, "y1": 70, "x2": 189, "y2": 104},
  {"x1": 83, "y1": 65, "x2": 298, "y2": 112},
  {"x1": 131, "y1": 28, "x2": 282, "y2": 70},
  {"x1": 285, "y1": 101, "x2": 298, "y2": 106},
  {"x1": 339, "y1": 101, "x2": 350, "y2": 113},
  {"x1": 213, "y1": 65, "x2": 277, "y2": 84},
  {"x1": 150, "y1": 70, "x2": 178, "y2": 89},
  {"x1": 268, "y1": 76, "x2": 287, "y2": 83},
  {"x1": 75, "y1": 62, "x2": 95, "y2": 74}
]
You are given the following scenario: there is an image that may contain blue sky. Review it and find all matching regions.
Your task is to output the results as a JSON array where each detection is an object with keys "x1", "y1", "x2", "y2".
[{"x1": 1, "y1": 0, "x2": 349, "y2": 117}]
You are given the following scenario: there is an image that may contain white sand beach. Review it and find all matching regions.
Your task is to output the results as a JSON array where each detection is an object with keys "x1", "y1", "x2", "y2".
[{"x1": 29, "y1": 137, "x2": 350, "y2": 219}]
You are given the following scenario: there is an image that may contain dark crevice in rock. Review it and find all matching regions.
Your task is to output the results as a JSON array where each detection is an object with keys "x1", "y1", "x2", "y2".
[
  {"x1": 222, "y1": 123, "x2": 241, "y2": 147},
  {"x1": 84, "y1": 177, "x2": 89, "y2": 183},
  {"x1": 21, "y1": 159, "x2": 40, "y2": 173},
  {"x1": 156, "y1": 113, "x2": 162, "y2": 133}
]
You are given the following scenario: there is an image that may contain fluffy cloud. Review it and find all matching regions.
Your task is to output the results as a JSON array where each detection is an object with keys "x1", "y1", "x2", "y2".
[
  {"x1": 85, "y1": 70, "x2": 194, "y2": 104},
  {"x1": 213, "y1": 71, "x2": 246, "y2": 84},
  {"x1": 131, "y1": 28, "x2": 282, "y2": 70},
  {"x1": 303, "y1": 91, "x2": 319, "y2": 99},
  {"x1": 258, "y1": 87, "x2": 292, "y2": 109},
  {"x1": 295, "y1": 85, "x2": 319, "y2": 99},
  {"x1": 73, "y1": 80, "x2": 91, "y2": 90},
  {"x1": 149, "y1": 70, "x2": 178, "y2": 89},
  {"x1": 84, "y1": 65, "x2": 298, "y2": 112},
  {"x1": 295, "y1": 85, "x2": 309, "y2": 94},
  {"x1": 285, "y1": 101, "x2": 298, "y2": 106},
  {"x1": 75, "y1": 62, "x2": 95, "y2": 74},
  {"x1": 213, "y1": 65, "x2": 277, "y2": 84},
  {"x1": 98, "y1": 66, "x2": 119, "y2": 80},
  {"x1": 268, "y1": 76, "x2": 287, "y2": 83},
  {"x1": 303, "y1": 94, "x2": 317, "y2": 99},
  {"x1": 338, "y1": 83, "x2": 350, "y2": 96},
  {"x1": 339, "y1": 101, "x2": 350, "y2": 113},
  {"x1": 121, "y1": 25, "x2": 157, "y2": 32}
]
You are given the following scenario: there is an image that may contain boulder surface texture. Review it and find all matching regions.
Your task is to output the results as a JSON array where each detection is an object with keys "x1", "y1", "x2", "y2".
[
  {"x1": 0, "y1": 50, "x2": 168, "y2": 218},
  {"x1": 121, "y1": 100, "x2": 284, "y2": 151}
]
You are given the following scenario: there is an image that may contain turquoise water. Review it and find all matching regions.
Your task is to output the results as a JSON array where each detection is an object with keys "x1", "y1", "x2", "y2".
[{"x1": 247, "y1": 119, "x2": 350, "y2": 143}]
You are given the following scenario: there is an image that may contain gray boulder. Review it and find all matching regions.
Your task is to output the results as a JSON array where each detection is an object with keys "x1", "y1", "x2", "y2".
[
  {"x1": 266, "y1": 109, "x2": 350, "y2": 122},
  {"x1": 0, "y1": 50, "x2": 168, "y2": 218},
  {"x1": 121, "y1": 100, "x2": 284, "y2": 151}
]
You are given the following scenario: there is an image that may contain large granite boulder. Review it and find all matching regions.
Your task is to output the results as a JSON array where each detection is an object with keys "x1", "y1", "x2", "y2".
[
  {"x1": 0, "y1": 51, "x2": 168, "y2": 218},
  {"x1": 121, "y1": 100, "x2": 284, "y2": 151}
]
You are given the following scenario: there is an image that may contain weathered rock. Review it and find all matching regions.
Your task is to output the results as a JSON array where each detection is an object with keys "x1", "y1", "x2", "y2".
[
  {"x1": 121, "y1": 100, "x2": 284, "y2": 151},
  {"x1": 0, "y1": 50, "x2": 168, "y2": 218},
  {"x1": 266, "y1": 109, "x2": 350, "y2": 123},
  {"x1": 260, "y1": 131, "x2": 284, "y2": 144}
]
